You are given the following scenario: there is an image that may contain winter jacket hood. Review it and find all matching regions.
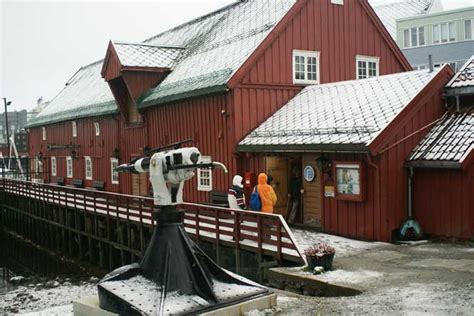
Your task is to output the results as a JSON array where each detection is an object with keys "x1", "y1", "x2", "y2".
[
  {"x1": 257, "y1": 173, "x2": 277, "y2": 213},
  {"x1": 233, "y1": 175, "x2": 244, "y2": 188}
]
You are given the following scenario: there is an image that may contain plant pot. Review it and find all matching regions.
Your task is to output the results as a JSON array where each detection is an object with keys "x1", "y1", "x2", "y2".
[{"x1": 306, "y1": 253, "x2": 334, "y2": 270}]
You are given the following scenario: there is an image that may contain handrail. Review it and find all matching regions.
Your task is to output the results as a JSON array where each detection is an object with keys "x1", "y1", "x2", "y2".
[{"x1": 0, "y1": 178, "x2": 304, "y2": 263}]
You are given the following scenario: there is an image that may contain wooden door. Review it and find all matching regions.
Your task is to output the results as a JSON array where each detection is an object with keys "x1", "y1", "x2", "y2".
[
  {"x1": 130, "y1": 155, "x2": 148, "y2": 196},
  {"x1": 302, "y1": 154, "x2": 322, "y2": 228},
  {"x1": 265, "y1": 157, "x2": 289, "y2": 216}
]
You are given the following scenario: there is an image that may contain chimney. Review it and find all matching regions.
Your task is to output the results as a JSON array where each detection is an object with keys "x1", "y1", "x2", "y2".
[{"x1": 428, "y1": 55, "x2": 433, "y2": 72}]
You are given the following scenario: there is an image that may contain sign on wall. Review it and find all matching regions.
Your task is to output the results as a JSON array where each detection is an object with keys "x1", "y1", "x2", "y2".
[
  {"x1": 333, "y1": 161, "x2": 365, "y2": 201},
  {"x1": 303, "y1": 165, "x2": 315, "y2": 182}
]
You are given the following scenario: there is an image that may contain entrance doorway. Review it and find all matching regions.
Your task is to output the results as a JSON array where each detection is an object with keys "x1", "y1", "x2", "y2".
[
  {"x1": 265, "y1": 156, "x2": 302, "y2": 221},
  {"x1": 265, "y1": 155, "x2": 322, "y2": 227}
]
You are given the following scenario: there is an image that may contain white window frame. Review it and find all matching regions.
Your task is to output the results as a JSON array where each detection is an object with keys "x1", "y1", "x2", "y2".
[
  {"x1": 403, "y1": 26, "x2": 425, "y2": 48},
  {"x1": 464, "y1": 19, "x2": 473, "y2": 40},
  {"x1": 84, "y1": 156, "x2": 93, "y2": 180},
  {"x1": 292, "y1": 50, "x2": 321, "y2": 85},
  {"x1": 94, "y1": 122, "x2": 100, "y2": 136},
  {"x1": 72, "y1": 121, "x2": 77, "y2": 138},
  {"x1": 433, "y1": 22, "x2": 456, "y2": 44},
  {"x1": 331, "y1": 0, "x2": 343, "y2": 5},
  {"x1": 51, "y1": 156, "x2": 57, "y2": 177},
  {"x1": 66, "y1": 156, "x2": 73, "y2": 178},
  {"x1": 197, "y1": 156, "x2": 212, "y2": 192},
  {"x1": 111, "y1": 158, "x2": 119, "y2": 185},
  {"x1": 42, "y1": 127, "x2": 46, "y2": 141},
  {"x1": 356, "y1": 55, "x2": 379, "y2": 80}
]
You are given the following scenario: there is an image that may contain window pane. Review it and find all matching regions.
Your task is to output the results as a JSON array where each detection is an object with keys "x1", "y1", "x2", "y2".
[
  {"x1": 449, "y1": 22, "x2": 456, "y2": 41},
  {"x1": 418, "y1": 27, "x2": 425, "y2": 46},
  {"x1": 404, "y1": 29, "x2": 410, "y2": 47},
  {"x1": 411, "y1": 27, "x2": 417, "y2": 47},
  {"x1": 368, "y1": 62, "x2": 377, "y2": 78},
  {"x1": 307, "y1": 56, "x2": 317, "y2": 81},
  {"x1": 358, "y1": 61, "x2": 367, "y2": 79},
  {"x1": 433, "y1": 24, "x2": 440, "y2": 43},
  {"x1": 449, "y1": 62, "x2": 457, "y2": 71},
  {"x1": 465, "y1": 20, "x2": 472, "y2": 39},
  {"x1": 294, "y1": 55, "x2": 305, "y2": 80},
  {"x1": 441, "y1": 23, "x2": 448, "y2": 42}
]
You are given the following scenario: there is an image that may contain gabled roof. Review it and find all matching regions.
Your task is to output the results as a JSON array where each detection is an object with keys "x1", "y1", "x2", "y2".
[
  {"x1": 370, "y1": 0, "x2": 434, "y2": 39},
  {"x1": 112, "y1": 42, "x2": 184, "y2": 69},
  {"x1": 27, "y1": 0, "x2": 297, "y2": 128},
  {"x1": 445, "y1": 56, "x2": 474, "y2": 95},
  {"x1": 30, "y1": 61, "x2": 117, "y2": 127},
  {"x1": 238, "y1": 69, "x2": 444, "y2": 152},
  {"x1": 408, "y1": 108, "x2": 474, "y2": 168}
]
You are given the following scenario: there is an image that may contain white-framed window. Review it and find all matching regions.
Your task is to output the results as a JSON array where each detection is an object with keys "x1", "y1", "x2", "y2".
[
  {"x1": 84, "y1": 156, "x2": 92, "y2": 180},
  {"x1": 51, "y1": 156, "x2": 57, "y2": 177},
  {"x1": 94, "y1": 122, "x2": 100, "y2": 136},
  {"x1": 110, "y1": 158, "x2": 119, "y2": 185},
  {"x1": 66, "y1": 156, "x2": 73, "y2": 178},
  {"x1": 356, "y1": 55, "x2": 379, "y2": 79},
  {"x1": 465, "y1": 19, "x2": 472, "y2": 40},
  {"x1": 292, "y1": 50, "x2": 320, "y2": 85},
  {"x1": 433, "y1": 22, "x2": 456, "y2": 44},
  {"x1": 197, "y1": 156, "x2": 212, "y2": 191},
  {"x1": 403, "y1": 26, "x2": 425, "y2": 48},
  {"x1": 72, "y1": 121, "x2": 77, "y2": 137},
  {"x1": 42, "y1": 127, "x2": 46, "y2": 141},
  {"x1": 331, "y1": 0, "x2": 343, "y2": 5}
]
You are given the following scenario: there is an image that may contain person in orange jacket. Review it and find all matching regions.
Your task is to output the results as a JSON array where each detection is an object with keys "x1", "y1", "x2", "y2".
[{"x1": 256, "y1": 173, "x2": 277, "y2": 213}]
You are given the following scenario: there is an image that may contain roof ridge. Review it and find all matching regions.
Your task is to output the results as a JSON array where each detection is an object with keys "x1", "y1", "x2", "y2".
[
  {"x1": 142, "y1": 0, "x2": 242, "y2": 44},
  {"x1": 113, "y1": 41, "x2": 185, "y2": 50},
  {"x1": 302, "y1": 68, "x2": 441, "y2": 91},
  {"x1": 372, "y1": 0, "x2": 431, "y2": 9}
]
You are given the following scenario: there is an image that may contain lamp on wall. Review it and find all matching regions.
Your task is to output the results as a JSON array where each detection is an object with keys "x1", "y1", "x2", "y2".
[
  {"x1": 112, "y1": 147, "x2": 120, "y2": 160},
  {"x1": 316, "y1": 155, "x2": 331, "y2": 173},
  {"x1": 71, "y1": 150, "x2": 77, "y2": 159}
]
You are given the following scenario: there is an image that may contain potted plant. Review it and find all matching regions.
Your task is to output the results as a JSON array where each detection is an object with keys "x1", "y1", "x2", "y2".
[{"x1": 303, "y1": 243, "x2": 336, "y2": 271}]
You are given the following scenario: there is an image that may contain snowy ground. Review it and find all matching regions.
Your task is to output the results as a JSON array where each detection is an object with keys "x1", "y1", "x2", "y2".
[
  {"x1": 0, "y1": 278, "x2": 98, "y2": 315},
  {"x1": 2, "y1": 230, "x2": 473, "y2": 315}
]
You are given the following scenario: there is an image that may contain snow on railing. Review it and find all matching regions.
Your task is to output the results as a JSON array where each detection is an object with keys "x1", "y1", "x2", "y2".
[{"x1": 0, "y1": 178, "x2": 304, "y2": 263}]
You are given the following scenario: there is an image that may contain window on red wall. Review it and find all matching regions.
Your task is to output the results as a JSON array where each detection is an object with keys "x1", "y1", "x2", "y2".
[{"x1": 333, "y1": 161, "x2": 365, "y2": 202}]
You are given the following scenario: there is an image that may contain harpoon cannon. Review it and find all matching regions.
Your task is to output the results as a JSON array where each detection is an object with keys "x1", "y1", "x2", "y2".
[{"x1": 97, "y1": 146, "x2": 271, "y2": 315}]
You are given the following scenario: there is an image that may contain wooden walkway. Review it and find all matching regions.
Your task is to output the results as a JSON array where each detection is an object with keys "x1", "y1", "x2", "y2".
[{"x1": 0, "y1": 179, "x2": 305, "y2": 271}]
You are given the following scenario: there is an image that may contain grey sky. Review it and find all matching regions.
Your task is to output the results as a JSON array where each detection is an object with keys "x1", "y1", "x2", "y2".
[{"x1": 1, "y1": 0, "x2": 472, "y2": 111}]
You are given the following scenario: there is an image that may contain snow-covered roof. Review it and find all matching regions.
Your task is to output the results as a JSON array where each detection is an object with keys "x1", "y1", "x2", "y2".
[
  {"x1": 113, "y1": 42, "x2": 184, "y2": 69},
  {"x1": 238, "y1": 69, "x2": 443, "y2": 152},
  {"x1": 408, "y1": 108, "x2": 474, "y2": 167},
  {"x1": 370, "y1": 0, "x2": 434, "y2": 39},
  {"x1": 28, "y1": 0, "x2": 296, "y2": 128},
  {"x1": 30, "y1": 61, "x2": 117, "y2": 127},
  {"x1": 446, "y1": 56, "x2": 474, "y2": 89}
]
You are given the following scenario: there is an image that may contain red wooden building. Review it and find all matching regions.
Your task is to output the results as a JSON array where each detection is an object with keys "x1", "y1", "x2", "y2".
[
  {"x1": 25, "y1": 0, "x2": 469, "y2": 242},
  {"x1": 407, "y1": 57, "x2": 474, "y2": 240}
]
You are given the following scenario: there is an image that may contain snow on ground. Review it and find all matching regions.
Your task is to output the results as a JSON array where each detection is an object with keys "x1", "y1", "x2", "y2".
[
  {"x1": 292, "y1": 228, "x2": 389, "y2": 258},
  {"x1": 0, "y1": 279, "x2": 97, "y2": 315}
]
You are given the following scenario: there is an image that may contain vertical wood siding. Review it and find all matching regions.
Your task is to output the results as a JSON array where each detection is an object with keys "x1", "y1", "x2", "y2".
[
  {"x1": 238, "y1": 0, "x2": 406, "y2": 87},
  {"x1": 412, "y1": 167, "x2": 474, "y2": 240}
]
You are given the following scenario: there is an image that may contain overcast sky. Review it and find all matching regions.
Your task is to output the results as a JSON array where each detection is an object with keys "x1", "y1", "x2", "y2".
[{"x1": 1, "y1": 0, "x2": 472, "y2": 111}]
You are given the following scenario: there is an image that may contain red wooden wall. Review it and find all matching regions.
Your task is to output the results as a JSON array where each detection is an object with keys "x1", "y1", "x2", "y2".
[
  {"x1": 321, "y1": 68, "x2": 453, "y2": 241},
  {"x1": 412, "y1": 166, "x2": 474, "y2": 240}
]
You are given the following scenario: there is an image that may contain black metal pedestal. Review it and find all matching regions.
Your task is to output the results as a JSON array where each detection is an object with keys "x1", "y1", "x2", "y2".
[{"x1": 98, "y1": 206, "x2": 268, "y2": 315}]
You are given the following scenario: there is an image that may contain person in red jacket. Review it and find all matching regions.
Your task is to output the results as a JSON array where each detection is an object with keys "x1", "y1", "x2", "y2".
[{"x1": 256, "y1": 173, "x2": 277, "y2": 213}]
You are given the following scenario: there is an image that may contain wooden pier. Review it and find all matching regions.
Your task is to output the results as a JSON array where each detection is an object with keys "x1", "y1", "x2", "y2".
[{"x1": 0, "y1": 179, "x2": 304, "y2": 280}]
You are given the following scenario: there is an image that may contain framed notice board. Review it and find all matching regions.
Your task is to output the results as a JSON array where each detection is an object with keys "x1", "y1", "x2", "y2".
[{"x1": 333, "y1": 161, "x2": 365, "y2": 202}]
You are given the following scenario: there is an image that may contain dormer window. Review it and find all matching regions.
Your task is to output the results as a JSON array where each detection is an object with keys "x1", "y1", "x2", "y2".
[{"x1": 293, "y1": 50, "x2": 320, "y2": 85}]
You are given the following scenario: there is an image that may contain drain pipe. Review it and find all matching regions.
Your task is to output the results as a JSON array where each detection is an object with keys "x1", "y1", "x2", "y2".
[{"x1": 407, "y1": 166, "x2": 413, "y2": 219}]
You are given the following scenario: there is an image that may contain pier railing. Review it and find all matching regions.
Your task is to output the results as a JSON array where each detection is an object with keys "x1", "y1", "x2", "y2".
[{"x1": 0, "y1": 178, "x2": 304, "y2": 264}]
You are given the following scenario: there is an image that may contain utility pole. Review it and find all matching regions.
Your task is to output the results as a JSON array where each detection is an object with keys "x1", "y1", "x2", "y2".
[{"x1": 2, "y1": 98, "x2": 12, "y2": 156}]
